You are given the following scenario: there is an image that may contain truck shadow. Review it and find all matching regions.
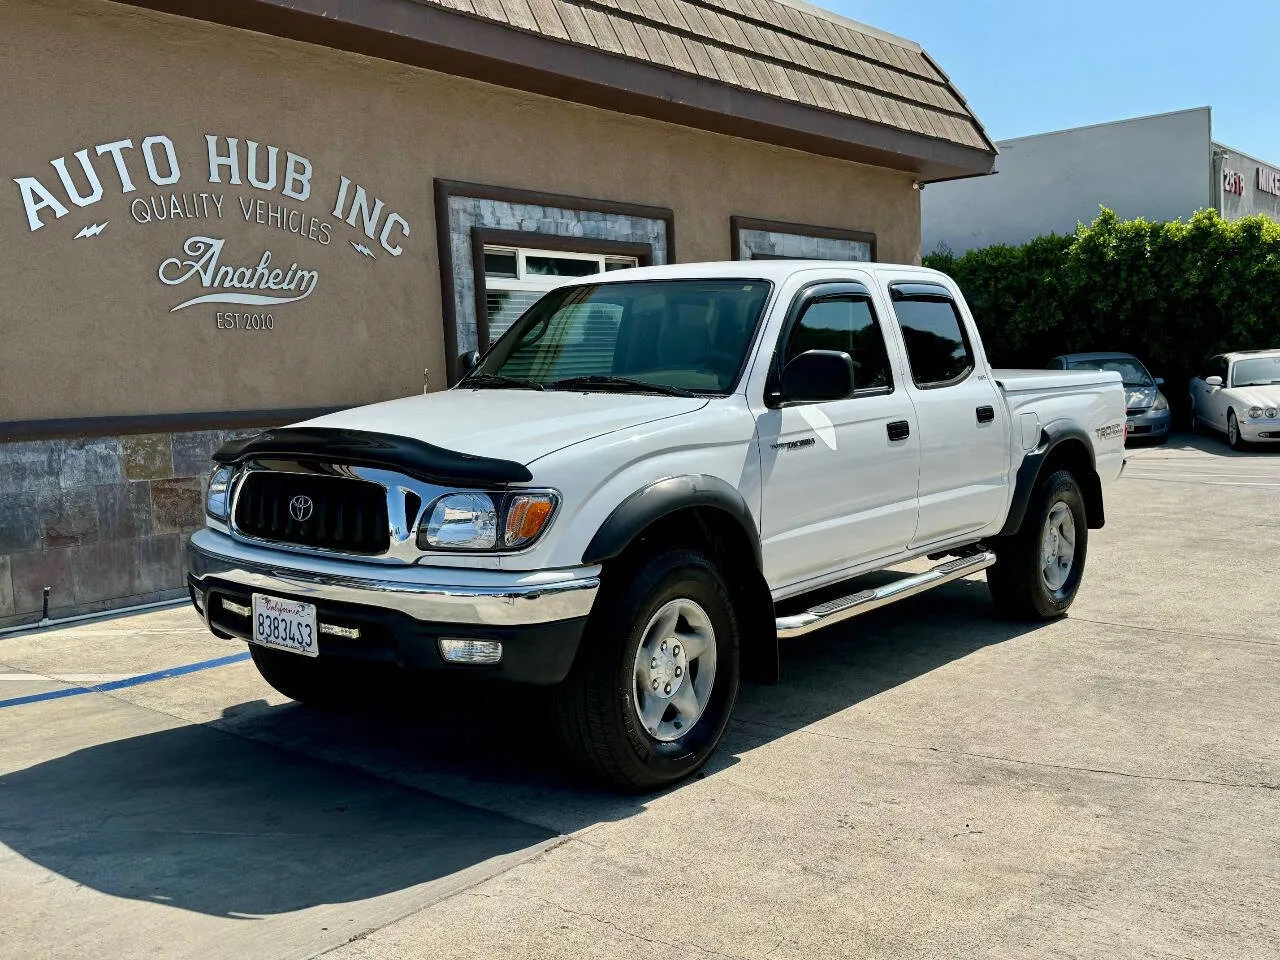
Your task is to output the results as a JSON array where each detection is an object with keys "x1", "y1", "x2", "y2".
[{"x1": 0, "y1": 575, "x2": 1042, "y2": 919}]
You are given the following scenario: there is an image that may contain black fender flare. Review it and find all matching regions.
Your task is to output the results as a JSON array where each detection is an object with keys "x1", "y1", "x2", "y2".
[
  {"x1": 1000, "y1": 420, "x2": 1104, "y2": 536},
  {"x1": 582, "y1": 474, "x2": 763, "y2": 568},
  {"x1": 582, "y1": 475, "x2": 778, "y2": 684}
]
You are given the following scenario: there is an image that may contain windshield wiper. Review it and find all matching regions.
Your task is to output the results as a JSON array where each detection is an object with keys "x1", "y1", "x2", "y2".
[
  {"x1": 462, "y1": 373, "x2": 545, "y2": 391},
  {"x1": 550, "y1": 375, "x2": 696, "y2": 398}
]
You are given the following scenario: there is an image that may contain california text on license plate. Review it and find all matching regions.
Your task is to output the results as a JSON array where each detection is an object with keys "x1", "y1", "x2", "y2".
[{"x1": 251, "y1": 594, "x2": 318, "y2": 657}]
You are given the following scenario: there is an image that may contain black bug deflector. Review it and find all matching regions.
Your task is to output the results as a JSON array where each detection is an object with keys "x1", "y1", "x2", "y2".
[{"x1": 213, "y1": 427, "x2": 533, "y2": 486}]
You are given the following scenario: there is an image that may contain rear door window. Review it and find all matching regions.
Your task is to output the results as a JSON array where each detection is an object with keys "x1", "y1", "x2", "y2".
[{"x1": 889, "y1": 286, "x2": 975, "y2": 388}]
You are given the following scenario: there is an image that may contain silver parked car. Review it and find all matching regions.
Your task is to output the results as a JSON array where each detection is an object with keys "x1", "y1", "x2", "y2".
[
  {"x1": 1189, "y1": 350, "x2": 1280, "y2": 450},
  {"x1": 1049, "y1": 352, "x2": 1169, "y2": 443}
]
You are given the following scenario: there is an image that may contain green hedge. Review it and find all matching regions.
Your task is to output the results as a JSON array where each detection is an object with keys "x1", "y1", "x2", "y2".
[{"x1": 922, "y1": 208, "x2": 1280, "y2": 416}]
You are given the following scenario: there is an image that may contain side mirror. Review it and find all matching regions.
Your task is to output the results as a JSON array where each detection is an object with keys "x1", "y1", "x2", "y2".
[
  {"x1": 1154, "y1": 376, "x2": 1165, "y2": 387},
  {"x1": 1206, "y1": 375, "x2": 1223, "y2": 387},
  {"x1": 779, "y1": 350, "x2": 855, "y2": 403}
]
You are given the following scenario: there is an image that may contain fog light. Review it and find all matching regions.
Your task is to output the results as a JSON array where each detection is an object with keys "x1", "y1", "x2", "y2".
[
  {"x1": 438, "y1": 637, "x2": 503, "y2": 664},
  {"x1": 319, "y1": 623, "x2": 361, "y2": 640},
  {"x1": 221, "y1": 598, "x2": 251, "y2": 617}
]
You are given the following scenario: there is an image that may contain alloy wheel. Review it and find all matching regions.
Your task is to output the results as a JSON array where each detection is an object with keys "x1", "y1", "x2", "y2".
[
  {"x1": 1040, "y1": 501, "x2": 1076, "y2": 595},
  {"x1": 632, "y1": 598, "x2": 717, "y2": 742}
]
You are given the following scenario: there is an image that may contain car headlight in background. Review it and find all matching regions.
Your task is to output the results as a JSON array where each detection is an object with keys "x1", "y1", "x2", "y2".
[
  {"x1": 1267, "y1": 407, "x2": 1279, "y2": 419},
  {"x1": 417, "y1": 491, "x2": 558, "y2": 551},
  {"x1": 206, "y1": 465, "x2": 235, "y2": 520},
  {"x1": 1248, "y1": 406, "x2": 1265, "y2": 420},
  {"x1": 1152, "y1": 392, "x2": 1169, "y2": 412}
]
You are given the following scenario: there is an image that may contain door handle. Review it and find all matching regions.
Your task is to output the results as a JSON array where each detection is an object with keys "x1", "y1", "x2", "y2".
[
  {"x1": 976, "y1": 405, "x2": 995, "y2": 424},
  {"x1": 886, "y1": 420, "x2": 910, "y2": 442}
]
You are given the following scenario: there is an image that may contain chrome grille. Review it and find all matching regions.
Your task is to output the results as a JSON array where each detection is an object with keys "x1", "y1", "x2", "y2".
[{"x1": 233, "y1": 471, "x2": 390, "y2": 554}]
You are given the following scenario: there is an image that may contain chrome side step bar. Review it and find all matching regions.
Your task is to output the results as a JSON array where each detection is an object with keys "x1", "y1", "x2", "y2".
[{"x1": 775, "y1": 551, "x2": 997, "y2": 639}]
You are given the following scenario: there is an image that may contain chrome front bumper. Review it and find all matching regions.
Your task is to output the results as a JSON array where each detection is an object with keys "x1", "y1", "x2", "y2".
[{"x1": 187, "y1": 528, "x2": 600, "y2": 626}]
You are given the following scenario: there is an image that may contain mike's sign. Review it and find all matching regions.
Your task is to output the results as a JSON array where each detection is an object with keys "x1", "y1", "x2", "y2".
[{"x1": 11, "y1": 133, "x2": 411, "y2": 318}]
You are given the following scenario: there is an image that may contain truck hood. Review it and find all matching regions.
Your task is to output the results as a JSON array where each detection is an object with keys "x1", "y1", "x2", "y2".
[{"x1": 298, "y1": 390, "x2": 708, "y2": 466}]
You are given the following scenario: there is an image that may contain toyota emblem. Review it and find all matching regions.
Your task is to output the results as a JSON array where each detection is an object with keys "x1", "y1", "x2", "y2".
[{"x1": 289, "y1": 495, "x2": 314, "y2": 522}]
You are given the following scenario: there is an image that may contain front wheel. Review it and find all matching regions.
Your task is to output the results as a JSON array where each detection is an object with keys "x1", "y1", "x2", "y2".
[
  {"x1": 987, "y1": 469, "x2": 1089, "y2": 620},
  {"x1": 1228, "y1": 411, "x2": 1247, "y2": 451},
  {"x1": 552, "y1": 547, "x2": 741, "y2": 790}
]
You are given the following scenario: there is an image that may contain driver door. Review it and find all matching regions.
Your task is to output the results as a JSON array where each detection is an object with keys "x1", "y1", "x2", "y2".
[{"x1": 756, "y1": 283, "x2": 920, "y2": 588}]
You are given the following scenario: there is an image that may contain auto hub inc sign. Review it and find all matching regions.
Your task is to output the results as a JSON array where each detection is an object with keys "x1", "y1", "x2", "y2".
[{"x1": 11, "y1": 133, "x2": 411, "y2": 325}]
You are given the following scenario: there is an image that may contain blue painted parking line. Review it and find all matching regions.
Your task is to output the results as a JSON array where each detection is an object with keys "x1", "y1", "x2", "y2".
[{"x1": 0, "y1": 651, "x2": 252, "y2": 709}]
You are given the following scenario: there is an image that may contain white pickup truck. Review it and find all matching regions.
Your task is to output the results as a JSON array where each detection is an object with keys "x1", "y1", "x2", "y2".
[{"x1": 188, "y1": 261, "x2": 1126, "y2": 789}]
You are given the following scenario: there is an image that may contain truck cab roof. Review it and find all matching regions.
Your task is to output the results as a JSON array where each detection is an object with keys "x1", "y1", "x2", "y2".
[{"x1": 549, "y1": 260, "x2": 952, "y2": 287}]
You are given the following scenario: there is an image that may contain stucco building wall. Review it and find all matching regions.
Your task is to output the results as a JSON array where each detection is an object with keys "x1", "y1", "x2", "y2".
[{"x1": 3, "y1": 0, "x2": 920, "y2": 424}]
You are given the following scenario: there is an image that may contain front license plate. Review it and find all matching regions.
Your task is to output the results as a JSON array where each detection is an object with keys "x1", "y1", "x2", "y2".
[{"x1": 251, "y1": 594, "x2": 318, "y2": 658}]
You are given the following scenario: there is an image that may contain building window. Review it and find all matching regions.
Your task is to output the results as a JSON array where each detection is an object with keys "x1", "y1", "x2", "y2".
[
  {"x1": 433, "y1": 180, "x2": 674, "y2": 382},
  {"x1": 483, "y1": 245, "x2": 640, "y2": 345},
  {"x1": 731, "y1": 215, "x2": 876, "y2": 263}
]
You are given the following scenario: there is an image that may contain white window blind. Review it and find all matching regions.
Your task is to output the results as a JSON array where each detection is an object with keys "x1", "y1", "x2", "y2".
[{"x1": 483, "y1": 245, "x2": 638, "y2": 346}]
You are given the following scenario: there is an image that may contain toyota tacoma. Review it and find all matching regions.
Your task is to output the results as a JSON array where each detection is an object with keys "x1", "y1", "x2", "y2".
[{"x1": 189, "y1": 261, "x2": 1126, "y2": 789}]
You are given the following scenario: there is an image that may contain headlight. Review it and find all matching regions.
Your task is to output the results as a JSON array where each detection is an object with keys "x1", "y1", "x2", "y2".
[
  {"x1": 420, "y1": 493, "x2": 497, "y2": 549},
  {"x1": 1152, "y1": 392, "x2": 1168, "y2": 411},
  {"x1": 1267, "y1": 407, "x2": 1279, "y2": 419},
  {"x1": 416, "y1": 491, "x2": 558, "y2": 551},
  {"x1": 1248, "y1": 406, "x2": 1264, "y2": 419},
  {"x1": 206, "y1": 465, "x2": 235, "y2": 521}
]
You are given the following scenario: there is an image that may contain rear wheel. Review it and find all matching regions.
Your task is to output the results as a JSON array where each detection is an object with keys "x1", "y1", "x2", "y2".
[
  {"x1": 552, "y1": 547, "x2": 740, "y2": 790},
  {"x1": 987, "y1": 469, "x2": 1088, "y2": 620}
]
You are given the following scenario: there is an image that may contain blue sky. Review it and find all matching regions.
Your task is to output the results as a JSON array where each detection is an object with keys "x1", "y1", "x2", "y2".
[{"x1": 835, "y1": 0, "x2": 1277, "y2": 160}]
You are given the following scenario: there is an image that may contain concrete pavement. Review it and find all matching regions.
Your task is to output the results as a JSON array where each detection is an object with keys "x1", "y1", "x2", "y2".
[{"x1": 1, "y1": 434, "x2": 1277, "y2": 959}]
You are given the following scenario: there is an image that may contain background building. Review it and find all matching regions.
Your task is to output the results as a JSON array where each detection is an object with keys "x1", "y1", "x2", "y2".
[
  {"x1": 922, "y1": 106, "x2": 1280, "y2": 255},
  {"x1": 0, "y1": 0, "x2": 994, "y2": 627}
]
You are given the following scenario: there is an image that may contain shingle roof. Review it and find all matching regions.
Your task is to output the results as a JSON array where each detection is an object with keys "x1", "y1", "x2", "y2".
[{"x1": 416, "y1": 0, "x2": 995, "y2": 156}]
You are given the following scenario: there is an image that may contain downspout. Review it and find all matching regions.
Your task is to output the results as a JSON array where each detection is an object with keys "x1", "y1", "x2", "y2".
[{"x1": 1212, "y1": 147, "x2": 1228, "y2": 216}]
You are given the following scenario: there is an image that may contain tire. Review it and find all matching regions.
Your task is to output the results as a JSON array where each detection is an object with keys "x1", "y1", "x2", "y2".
[
  {"x1": 249, "y1": 643, "x2": 348, "y2": 706},
  {"x1": 552, "y1": 547, "x2": 741, "y2": 791},
  {"x1": 987, "y1": 469, "x2": 1089, "y2": 621},
  {"x1": 1227, "y1": 410, "x2": 1247, "y2": 451}
]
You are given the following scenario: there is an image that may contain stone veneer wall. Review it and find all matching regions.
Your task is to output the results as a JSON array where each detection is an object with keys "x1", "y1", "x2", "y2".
[
  {"x1": 736, "y1": 227, "x2": 873, "y2": 262},
  {"x1": 0, "y1": 429, "x2": 255, "y2": 628}
]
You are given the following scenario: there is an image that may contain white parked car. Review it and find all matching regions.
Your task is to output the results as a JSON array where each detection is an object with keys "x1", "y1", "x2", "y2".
[
  {"x1": 188, "y1": 261, "x2": 1126, "y2": 789},
  {"x1": 1189, "y1": 350, "x2": 1280, "y2": 449}
]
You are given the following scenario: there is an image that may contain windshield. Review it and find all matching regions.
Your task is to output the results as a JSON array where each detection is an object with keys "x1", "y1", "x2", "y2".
[
  {"x1": 467, "y1": 279, "x2": 772, "y2": 395},
  {"x1": 1066, "y1": 357, "x2": 1152, "y2": 385},
  {"x1": 1231, "y1": 355, "x2": 1280, "y2": 387}
]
